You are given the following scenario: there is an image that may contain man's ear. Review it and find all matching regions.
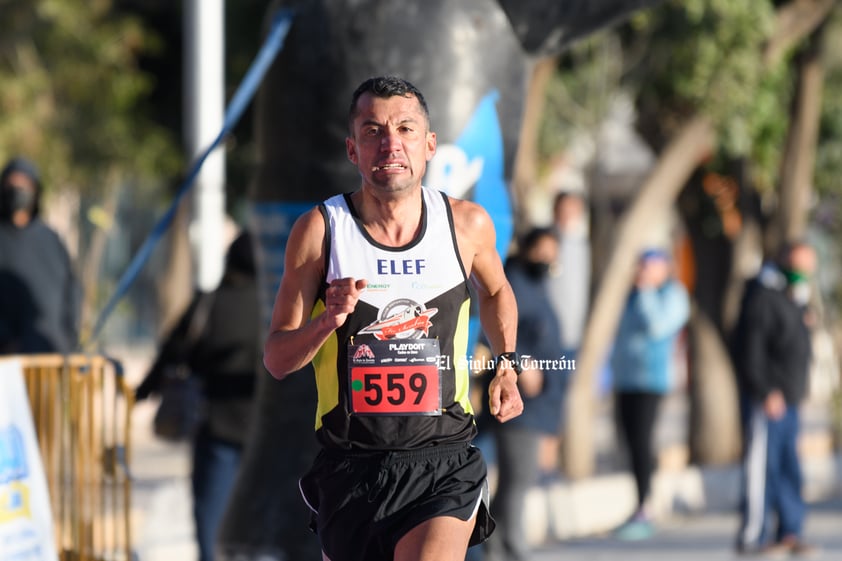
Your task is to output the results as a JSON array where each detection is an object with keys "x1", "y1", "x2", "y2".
[
  {"x1": 346, "y1": 137, "x2": 357, "y2": 164},
  {"x1": 425, "y1": 131, "x2": 437, "y2": 161}
]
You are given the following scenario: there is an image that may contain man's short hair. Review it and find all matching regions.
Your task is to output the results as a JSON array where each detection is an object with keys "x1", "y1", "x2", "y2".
[{"x1": 348, "y1": 76, "x2": 430, "y2": 132}]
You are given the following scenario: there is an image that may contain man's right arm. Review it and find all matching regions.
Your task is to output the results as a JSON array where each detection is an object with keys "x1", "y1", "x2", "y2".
[
  {"x1": 263, "y1": 208, "x2": 368, "y2": 379},
  {"x1": 263, "y1": 209, "x2": 335, "y2": 379}
]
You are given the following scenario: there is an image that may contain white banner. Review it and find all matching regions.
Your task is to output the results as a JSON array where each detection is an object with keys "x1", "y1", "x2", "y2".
[{"x1": 0, "y1": 358, "x2": 58, "y2": 561}]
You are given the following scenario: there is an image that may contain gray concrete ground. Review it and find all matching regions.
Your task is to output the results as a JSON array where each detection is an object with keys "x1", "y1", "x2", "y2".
[
  {"x1": 531, "y1": 498, "x2": 842, "y2": 561},
  {"x1": 118, "y1": 344, "x2": 842, "y2": 561}
]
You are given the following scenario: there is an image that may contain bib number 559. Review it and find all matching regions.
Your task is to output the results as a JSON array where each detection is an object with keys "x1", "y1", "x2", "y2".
[{"x1": 350, "y1": 365, "x2": 440, "y2": 415}]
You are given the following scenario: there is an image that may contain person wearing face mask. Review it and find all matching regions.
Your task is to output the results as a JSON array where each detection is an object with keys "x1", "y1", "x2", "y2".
[
  {"x1": 482, "y1": 226, "x2": 566, "y2": 561},
  {"x1": 731, "y1": 241, "x2": 818, "y2": 557},
  {"x1": 610, "y1": 248, "x2": 689, "y2": 540},
  {"x1": 0, "y1": 156, "x2": 81, "y2": 354}
]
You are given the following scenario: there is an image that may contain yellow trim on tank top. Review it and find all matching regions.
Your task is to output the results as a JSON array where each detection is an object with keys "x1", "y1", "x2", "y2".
[
  {"x1": 452, "y1": 298, "x2": 474, "y2": 415},
  {"x1": 311, "y1": 299, "x2": 340, "y2": 430}
]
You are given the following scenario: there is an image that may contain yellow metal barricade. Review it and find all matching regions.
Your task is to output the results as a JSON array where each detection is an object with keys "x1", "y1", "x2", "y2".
[{"x1": 20, "y1": 354, "x2": 134, "y2": 561}]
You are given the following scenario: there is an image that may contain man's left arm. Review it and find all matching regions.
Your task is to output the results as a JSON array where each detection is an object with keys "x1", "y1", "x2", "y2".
[{"x1": 453, "y1": 199, "x2": 522, "y2": 422}]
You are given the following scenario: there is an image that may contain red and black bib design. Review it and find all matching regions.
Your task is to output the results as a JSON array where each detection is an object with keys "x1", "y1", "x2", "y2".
[{"x1": 347, "y1": 339, "x2": 442, "y2": 416}]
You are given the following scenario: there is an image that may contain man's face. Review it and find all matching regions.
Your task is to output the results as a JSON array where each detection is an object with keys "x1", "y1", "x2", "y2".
[
  {"x1": 346, "y1": 92, "x2": 436, "y2": 196},
  {"x1": 526, "y1": 235, "x2": 558, "y2": 266},
  {"x1": 555, "y1": 196, "x2": 581, "y2": 224},
  {"x1": 788, "y1": 245, "x2": 817, "y2": 278}
]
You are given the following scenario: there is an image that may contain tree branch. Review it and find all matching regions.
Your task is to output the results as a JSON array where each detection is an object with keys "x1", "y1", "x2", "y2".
[{"x1": 764, "y1": 0, "x2": 837, "y2": 66}]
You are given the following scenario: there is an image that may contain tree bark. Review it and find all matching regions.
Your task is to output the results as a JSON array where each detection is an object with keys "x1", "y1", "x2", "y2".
[
  {"x1": 563, "y1": 115, "x2": 715, "y2": 478},
  {"x1": 686, "y1": 307, "x2": 743, "y2": 463},
  {"x1": 511, "y1": 56, "x2": 559, "y2": 228},
  {"x1": 763, "y1": 0, "x2": 836, "y2": 66},
  {"x1": 769, "y1": 23, "x2": 826, "y2": 250}
]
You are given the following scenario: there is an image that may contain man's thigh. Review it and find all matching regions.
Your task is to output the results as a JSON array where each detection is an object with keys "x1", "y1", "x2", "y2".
[{"x1": 394, "y1": 515, "x2": 476, "y2": 561}]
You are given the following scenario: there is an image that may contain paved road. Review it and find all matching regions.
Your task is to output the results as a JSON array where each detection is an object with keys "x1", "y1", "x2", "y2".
[{"x1": 529, "y1": 498, "x2": 842, "y2": 561}]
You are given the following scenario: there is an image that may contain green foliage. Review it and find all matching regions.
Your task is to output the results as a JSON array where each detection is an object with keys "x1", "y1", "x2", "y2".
[
  {"x1": 633, "y1": 0, "x2": 789, "y2": 186},
  {"x1": 538, "y1": 31, "x2": 625, "y2": 166},
  {"x1": 743, "y1": 62, "x2": 793, "y2": 191},
  {"x1": 540, "y1": 0, "x2": 815, "y2": 195},
  {"x1": 0, "y1": 0, "x2": 181, "y2": 195}
]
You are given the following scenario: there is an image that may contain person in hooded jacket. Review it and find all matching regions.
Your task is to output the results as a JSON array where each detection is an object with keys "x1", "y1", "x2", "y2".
[
  {"x1": 731, "y1": 242, "x2": 818, "y2": 557},
  {"x1": 483, "y1": 226, "x2": 566, "y2": 561},
  {"x1": 0, "y1": 156, "x2": 81, "y2": 354},
  {"x1": 136, "y1": 230, "x2": 263, "y2": 561}
]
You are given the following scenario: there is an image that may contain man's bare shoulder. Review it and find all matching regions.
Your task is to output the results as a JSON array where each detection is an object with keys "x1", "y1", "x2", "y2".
[
  {"x1": 287, "y1": 206, "x2": 327, "y2": 265},
  {"x1": 446, "y1": 196, "x2": 498, "y2": 274},
  {"x1": 447, "y1": 196, "x2": 493, "y2": 232}
]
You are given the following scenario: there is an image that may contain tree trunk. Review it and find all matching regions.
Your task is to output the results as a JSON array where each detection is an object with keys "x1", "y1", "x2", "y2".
[
  {"x1": 563, "y1": 116, "x2": 715, "y2": 478},
  {"x1": 677, "y1": 162, "x2": 757, "y2": 465},
  {"x1": 763, "y1": 0, "x2": 836, "y2": 66},
  {"x1": 682, "y1": 187, "x2": 742, "y2": 464},
  {"x1": 686, "y1": 308, "x2": 743, "y2": 463},
  {"x1": 511, "y1": 56, "x2": 559, "y2": 228},
  {"x1": 769, "y1": 22, "x2": 826, "y2": 251}
]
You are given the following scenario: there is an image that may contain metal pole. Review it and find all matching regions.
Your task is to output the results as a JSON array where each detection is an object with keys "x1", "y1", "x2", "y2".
[{"x1": 184, "y1": 0, "x2": 226, "y2": 291}]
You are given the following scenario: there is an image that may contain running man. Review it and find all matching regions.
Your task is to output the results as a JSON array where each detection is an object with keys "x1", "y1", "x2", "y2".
[{"x1": 264, "y1": 75, "x2": 523, "y2": 561}]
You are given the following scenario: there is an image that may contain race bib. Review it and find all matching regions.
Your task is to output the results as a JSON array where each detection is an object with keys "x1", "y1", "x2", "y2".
[{"x1": 347, "y1": 339, "x2": 442, "y2": 416}]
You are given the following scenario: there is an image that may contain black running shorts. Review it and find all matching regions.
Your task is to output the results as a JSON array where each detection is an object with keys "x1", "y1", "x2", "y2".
[{"x1": 298, "y1": 442, "x2": 494, "y2": 561}]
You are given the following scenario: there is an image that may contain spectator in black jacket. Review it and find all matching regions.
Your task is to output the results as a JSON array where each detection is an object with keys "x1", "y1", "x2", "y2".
[
  {"x1": 0, "y1": 157, "x2": 80, "y2": 354},
  {"x1": 731, "y1": 241, "x2": 818, "y2": 557},
  {"x1": 137, "y1": 230, "x2": 264, "y2": 561}
]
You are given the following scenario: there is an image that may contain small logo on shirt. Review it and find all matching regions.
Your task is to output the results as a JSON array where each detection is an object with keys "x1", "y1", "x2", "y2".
[
  {"x1": 352, "y1": 344, "x2": 376, "y2": 362},
  {"x1": 358, "y1": 298, "x2": 438, "y2": 340}
]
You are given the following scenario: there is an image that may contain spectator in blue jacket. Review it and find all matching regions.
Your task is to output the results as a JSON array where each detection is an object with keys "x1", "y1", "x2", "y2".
[{"x1": 610, "y1": 248, "x2": 689, "y2": 540}]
